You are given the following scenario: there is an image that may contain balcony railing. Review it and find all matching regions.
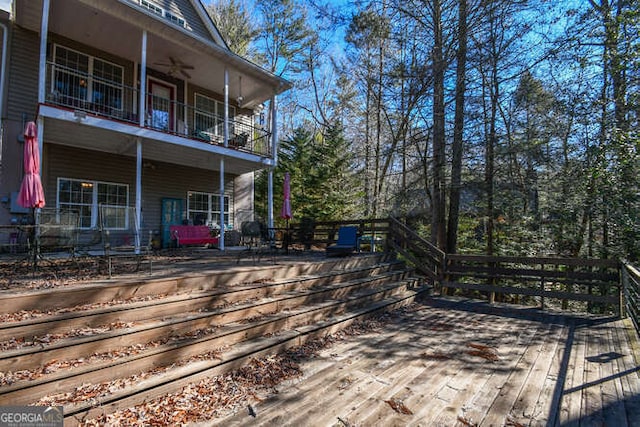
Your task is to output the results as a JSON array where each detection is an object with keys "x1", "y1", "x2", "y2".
[{"x1": 44, "y1": 62, "x2": 272, "y2": 156}]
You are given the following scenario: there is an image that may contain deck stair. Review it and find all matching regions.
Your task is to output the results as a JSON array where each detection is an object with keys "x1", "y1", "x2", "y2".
[{"x1": 0, "y1": 253, "x2": 429, "y2": 424}]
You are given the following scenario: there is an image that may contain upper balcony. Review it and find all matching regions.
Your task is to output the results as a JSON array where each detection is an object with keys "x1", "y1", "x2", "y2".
[
  {"x1": 44, "y1": 61, "x2": 272, "y2": 157},
  {"x1": 14, "y1": 0, "x2": 290, "y2": 173}
]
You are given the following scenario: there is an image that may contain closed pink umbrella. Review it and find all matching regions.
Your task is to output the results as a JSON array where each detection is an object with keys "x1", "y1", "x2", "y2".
[
  {"x1": 17, "y1": 121, "x2": 46, "y2": 209},
  {"x1": 280, "y1": 172, "x2": 292, "y2": 254},
  {"x1": 280, "y1": 172, "x2": 292, "y2": 222}
]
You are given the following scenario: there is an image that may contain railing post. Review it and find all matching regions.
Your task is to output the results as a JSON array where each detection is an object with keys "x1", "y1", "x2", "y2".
[
  {"x1": 488, "y1": 259, "x2": 496, "y2": 304},
  {"x1": 540, "y1": 262, "x2": 545, "y2": 310},
  {"x1": 621, "y1": 262, "x2": 628, "y2": 319}
]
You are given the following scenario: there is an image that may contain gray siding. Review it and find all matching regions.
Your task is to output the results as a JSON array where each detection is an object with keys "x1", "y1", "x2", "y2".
[
  {"x1": 44, "y1": 144, "x2": 236, "y2": 232},
  {"x1": 6, "y1": 26, "x2": 39, "y2": 122},
  {"x1": 130, "y1": 0, "x2": 214, "y2": 44}
]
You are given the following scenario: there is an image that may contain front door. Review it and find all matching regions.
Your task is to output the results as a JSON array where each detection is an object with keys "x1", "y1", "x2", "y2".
[
  {"x1": 148, "y1": 80, "x2": 174, "y2": 132},
  {"x1": 161, "y1": 198, "x2": 183, "y2": 248}
]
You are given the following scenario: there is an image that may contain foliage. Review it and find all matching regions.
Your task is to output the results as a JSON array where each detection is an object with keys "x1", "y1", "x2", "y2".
[
  {"x1": 206, "y1": 0, "x2": 257, "y2": 57},
  {"x1": 220, "y1": 0, "x2": 640, "y2": 260},
  {"x1": 255, "y1": 124, "x2": 359, "y2": 225}
]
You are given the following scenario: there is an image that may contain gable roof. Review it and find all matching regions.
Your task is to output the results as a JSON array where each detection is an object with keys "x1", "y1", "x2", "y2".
[{"x1": 189, "y1": 0, "x2": 229, "y2": 50}]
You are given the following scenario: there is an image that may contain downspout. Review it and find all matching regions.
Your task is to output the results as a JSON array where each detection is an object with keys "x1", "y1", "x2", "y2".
[{"x1": 0, "y1": 21, "x2": 8, "y2": 170}]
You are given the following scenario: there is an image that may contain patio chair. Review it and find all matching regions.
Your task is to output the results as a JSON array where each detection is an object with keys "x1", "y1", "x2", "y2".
[
  {"x1": 326, "y1": 226, "x2": 359, "y2": 257},
  {"x1": 237, "y1": 220, "x2": 275, "y2": 264},
  {"x1": 99, "y1": 205, "x2": 152, "y2": 278}
]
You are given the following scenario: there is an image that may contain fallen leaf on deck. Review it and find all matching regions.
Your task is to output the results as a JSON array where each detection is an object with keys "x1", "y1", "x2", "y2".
[
  {"x1": 457, "y1": 415, "x2": 478, "y2": 426},
  {"x1": 384, "y1": 398, "x2": 413, "y2": 415},
  {"x1": 466, "y1": 342, "x2": 499, "y2": 361},
  {"x1": 422, "y1": 351, "x2": 451, "y2": 360}
]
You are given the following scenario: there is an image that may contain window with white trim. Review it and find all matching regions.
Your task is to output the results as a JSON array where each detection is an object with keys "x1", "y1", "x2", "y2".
[
  {"x1": 138, "y1": 0, "x2": 187, "y2": 28},
  {"x1": 58, "y1": 178, "x2": 129, "y2": 229},
  {"x1": 52, "y1": 45, "x2": 124, "y2": 112},
  {"x1": 194, "y1": 93, "x2": 235, "y2": 140},
  {"x1": 187, "y1": 191, "x2": 233, "y2": 229},
  {"x1": 140, "y1": 0, "x2": 161, "y2": 15},
  {"x1": 165, "y1": 11, "x2": 186, "y2": 27}
]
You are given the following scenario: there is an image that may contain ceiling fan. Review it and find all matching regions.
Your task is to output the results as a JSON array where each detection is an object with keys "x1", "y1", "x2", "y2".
[{"x1": 154, "y1": 56, "x2": 194, "y2": 79}]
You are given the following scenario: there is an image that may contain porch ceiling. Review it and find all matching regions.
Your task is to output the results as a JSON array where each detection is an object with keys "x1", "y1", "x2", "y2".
[
  {"x1": 14, "y1": 0, "x2": 290, "y2": 109},
  {"x1": 42, "y1": 117, "x2": 267, "y2": 175}
]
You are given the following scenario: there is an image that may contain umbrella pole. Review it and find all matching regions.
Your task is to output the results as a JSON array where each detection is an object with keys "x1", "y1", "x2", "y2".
[{"x1": 286, "y1": 219, "x2": 289, "y2": 255}]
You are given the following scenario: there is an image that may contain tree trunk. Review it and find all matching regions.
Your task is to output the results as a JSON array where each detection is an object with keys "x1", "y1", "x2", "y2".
[
  {"x1": 431, "y1": 0, "x2": 446, "y2": 249},
  {"x1": 447, "y1": 0, "x2": 467, "y2": 255}
]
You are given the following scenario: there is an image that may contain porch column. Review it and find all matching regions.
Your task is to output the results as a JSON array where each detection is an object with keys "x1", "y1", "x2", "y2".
[
  {"x1": 139, "y1": 31, "x2": 147, "y2": 127},
  {"x1": 135, "y1": 138, "x2": 142, "y2": 254},
  {"x1": 267, "y1": 95, "x2": 278, "y2": 231},
  {"x1": 37, "y1": 0, "x2": 50, "y2": 105},
  {"x1": 219, "y1": 68, "x2": 229, "y2": 250},
  {"x1": 36, "y1": 0, "x2": 49, "y2": 174}
]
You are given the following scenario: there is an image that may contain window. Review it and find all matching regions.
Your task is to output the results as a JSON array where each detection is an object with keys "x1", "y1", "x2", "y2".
[
  {"x1": 140, "y1": 0, "x2": 162, "y2": 15},
  {"x1": 58, "y1": 178, "x2": 129, "y2": 229},
  {"x1": 52, "y1": 45, "x2": 124, "y2": 112},
  {"x1": 187, "y1": 191, "x2": 233, "y2": 229},
  {"x1": 138, "y1": 0, "x2": 187, "y2": 28},
  {"x1": 194, "y1": 93, "x2": 235, "y2": 140},
  {"x1": 165, "y1": 11, "x2": 186, "y2": 27}
]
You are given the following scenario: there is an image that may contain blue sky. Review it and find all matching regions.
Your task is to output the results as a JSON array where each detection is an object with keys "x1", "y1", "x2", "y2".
[{"x1": 0, "y1": 0, "x2": 9, "y2": 12}]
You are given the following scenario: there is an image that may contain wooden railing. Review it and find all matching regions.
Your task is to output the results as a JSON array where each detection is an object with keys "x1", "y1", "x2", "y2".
[
  {"x1": 386, "y1": 217, "x2": 445, "y2": 282},
  {"x1": 287, "y1": 218, "x2": 390, "y2": 251},
  {"x1": 442, "y1": 255, "x2": 621, "y2": 315},
  {"x1": 284, "y1": 217, "x2": 631, "y2": 323},
  {"x1": 622, "y1": 262, "x2": 640, "y2": 332}
]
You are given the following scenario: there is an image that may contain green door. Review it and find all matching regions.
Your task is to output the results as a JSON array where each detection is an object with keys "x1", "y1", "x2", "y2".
[{"x1": 161, "y1": 198, "x2": 183, "y2": 248}]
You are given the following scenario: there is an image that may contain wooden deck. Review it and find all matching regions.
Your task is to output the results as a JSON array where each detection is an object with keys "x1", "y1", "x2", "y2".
[{"x1": 215, "y1": 297, "x2": 640, "y2": 427}]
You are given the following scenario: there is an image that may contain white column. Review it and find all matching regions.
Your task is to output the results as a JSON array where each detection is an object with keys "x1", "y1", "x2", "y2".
[
  {"x1": 139, "y1": 31, "x2": 147, "y2": 127},
  {"x1": 219, "y1": 158, "x2": 225, "y2": 250},
  {"x1": 37, "y1": 119, "x2": 44, "y2": 173},
  {"x1": 135, "y1": 138, "x2": 142, "y2": 254},
  {"x1": 219, "y1": 69, "x2": 229, "y2": 250},
  {"x1": 37, "y1": 0, "x2": 50, "y2": 104},
  {"x1": 267, "y1": 170, "x2": 273, "y2": 230},
  {"x1": 272, "y1": 95, "x2": 279, "y2": 165},
  {"x1": 267, "y1": 96, "x2": 278, "y2": 230}
]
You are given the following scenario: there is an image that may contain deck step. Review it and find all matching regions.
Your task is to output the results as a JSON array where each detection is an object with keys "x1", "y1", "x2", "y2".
[{"x1": 0, "y1": 253, "x2": 429, "y2": 424}]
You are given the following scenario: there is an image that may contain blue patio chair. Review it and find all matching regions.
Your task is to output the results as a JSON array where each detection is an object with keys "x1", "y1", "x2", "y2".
[{"x1": 326, "y1": 226, "x2": 359, "y2": 257}]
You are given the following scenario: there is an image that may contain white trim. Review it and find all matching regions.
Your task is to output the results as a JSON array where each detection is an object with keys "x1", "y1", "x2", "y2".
[
  {"x1": 51, "y1": 44, "x2": 125, "y2": 108},
  {"x1": 138, "y1": 0, "x2": 187, "y2": 29},
  {"x1": 38, "y1": 0, "x2": 50, "y2": 104},
  {"x1": 0, "y1": 21, "x2": 8, "y2": 127},
  {"x1": 189, "y1": 0, "x2": 228, "y2": 48},
  {"x1": 38, "y1": 105, "x2": 273, "y2": 165},
  {"x1": 186, "y1": 190, "x2": 232, "y2": 227},
  {"x1": 147, "y1": 77, "x2": 178, "y2": 131},
  {"x1": 57, "y1": 177, "x2": 130, "y2": 229},
  {"x1": 135, "y1": 138, "x2": 142, "y2": 253},
  {"x1": 139, "y1": 30, "x2": 147, "y2": 127}
]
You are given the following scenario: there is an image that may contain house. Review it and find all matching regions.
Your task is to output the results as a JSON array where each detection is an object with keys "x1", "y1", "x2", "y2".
[{"x1": 0, "y1": 0, "x2": 290, "y2": 249}]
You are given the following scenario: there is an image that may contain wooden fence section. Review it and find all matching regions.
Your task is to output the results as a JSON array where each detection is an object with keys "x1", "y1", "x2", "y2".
[
  {"x1": 386, "y1": 217, "x2": 445, "y2": 281},
  {"x1": 288, "y1": 218, "x2": 391, "y2": 251},
  {"x1": 442, "y1": 255, "x2": 622, "y2": 315},
  {"x1": 622, "y1": 262, "x2": 640, "y2": 331}
]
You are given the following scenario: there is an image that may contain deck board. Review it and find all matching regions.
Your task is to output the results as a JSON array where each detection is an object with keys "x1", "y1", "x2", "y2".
[{"x1": 212, "y1": 297, "x2": 640, "y2": 427}]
